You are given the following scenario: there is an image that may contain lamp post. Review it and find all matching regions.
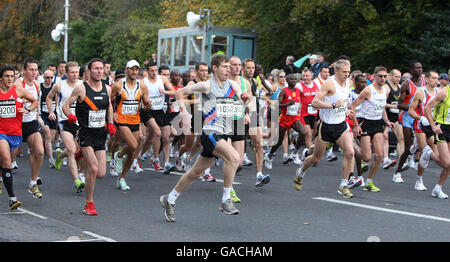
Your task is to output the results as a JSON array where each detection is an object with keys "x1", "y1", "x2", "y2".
[{"x1": 51, "y1": 0, "x2": 70, "y2": 61}]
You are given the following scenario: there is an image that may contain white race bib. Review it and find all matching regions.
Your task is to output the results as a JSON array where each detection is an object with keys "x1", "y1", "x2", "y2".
[
  {"x1": 307, "y1": 103, "x2": 317, "y2": 115},
  {"x1": 389, "y1": 101, "x2": 399, "y2": 114},
  {"x1": 0, "y1": 100, "x2": 16, "y2": 118},
  {"x1": 122, "y1": 100, "x2": 139, "y2": 115},
  {"x1": 150, "y1": 96, "x2": 164, "y2": 110},
  {"x1": 216, "y1": 97, "x2": 234, "y2": 117},
  {"x1": 446, "y1": 108, "x2": 450, "y2": 123},
  {"x1": 88, "y1": 109, "x2": 106, "y2": 128},
  {"x1": 287, "y1": 102, "x2": 300, "y2": 116},
  {"x1": 233, "y1": 100, "x2": 244, "y2": 118}
]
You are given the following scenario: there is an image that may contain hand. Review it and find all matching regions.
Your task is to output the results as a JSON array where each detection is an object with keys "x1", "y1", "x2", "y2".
[
  {"x1": 244, "y1": 113, "x2": 250, "y2": 125},
  {"x1": 108, "y1": 123, "x2": 116, "y2": 136},
  {"x1": 432, "y1": 125, "x2": 443, "y2": 135},
  {"x1": 181, "y1": 111, "x2": 191, "y2": 135},
  {"x1": 144, "y1": 98, "x2": 152, "y2": 109},
  {"x1": 420, "y1": 116, "x2": 430, "y2": 126},
  {"x1": 159, "y1": 87, "x2": 165, "y2": 95},
  {"x1": 241, "y1": 92, "x2": 249, "y2": 103},
  {"x1": 113, "y1": 112, "x2": 118, "y2": 123},
  {"x1": 68, "y1": 113, "x2": 77, "y2": 124},
  {"x1": 49, "y1": 112, "x2": 56, "y2": 121},
  {"x1": 335, "y1": 99, "x2": 344, "y2": 108},
  {"x1": 386, "y1": 120, "x2": 395, "y2": 129},
  {"x1": 354, "y1": 125, "x2": 362, "y2": 137}
]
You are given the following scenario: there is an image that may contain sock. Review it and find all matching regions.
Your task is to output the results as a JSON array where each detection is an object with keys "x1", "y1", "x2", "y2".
[
  {"x1": 348, "y1": 172, "x2": 354, "y2": 180},
  {"x1": 298, "y1": 169, "x2": 306, "y2": 178},
  {"x1": 222, "y1": 187, "x2": 232, "y2": 203},
  {"x1": 367, "y1": 179, "x2": 373, "y2": 184},
  {"x1": 2, "y1": 168, "x2": 14, "y2": 197},
  {"x1": 85, "y1": 200, "x2": 94, "y2": 205},
  {"x1": 29, "y1": 180, "x2": 37, "y2": 187},
  {"x1": 434, "y1": 184, "x2": 442, "y2": 191},
  {"x1": 283, "y1": 153, "x2": 288, "y2": 159},
  {"x1": 340, "y1": 179, "x2": 348, "y2": 188},
  {"x1": 168, "y1": 189, "x2": 180, "y2": 204},
  {"x1": 417, "y1": 175, "x2": 423, "y2": 182},
  {"x1": 256, "y1": 172, "x2": 263, "y2": 178}
]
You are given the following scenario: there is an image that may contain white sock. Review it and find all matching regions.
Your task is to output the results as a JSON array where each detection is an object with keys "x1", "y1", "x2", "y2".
[
  {"x1": 29, "y1": 180, "x2": 37, "y2": 187},
  {"x1": 417, "y1": 176, "x2": 423, "y2": 182},
  {"x1": 222, "y1": 187, "x2": 232, "y2": 203},
  {"x1": 434, "y1": 184, "x2": 442, "y2": 191},
  {"x1": 256, "y1": 172, "x2": 263, "y2": 178},
  {"x1": 340, "y1": 179, "x2": 348, "y2": 188},
  {"x1": 168, "y1": 189, "x2": 180, "y2": 204},
  {"x1": 367, "y1": 179, "x2": 373, "y2": 184},
  {"x1": 298, "y1": 169, "x2": 306, "y2": 178}
]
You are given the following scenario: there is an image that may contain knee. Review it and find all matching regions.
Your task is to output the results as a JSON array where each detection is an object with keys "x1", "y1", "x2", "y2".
[{"x1": 374, "y1": 153, "x2": 384, "y2": 162}]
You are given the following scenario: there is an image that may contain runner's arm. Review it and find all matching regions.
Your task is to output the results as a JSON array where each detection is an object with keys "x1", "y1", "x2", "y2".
[
  {"x1": 425, "y1": 88, "x2": 447, "y2": 134},
  {"x1": 408, "y1": 89, "x2": 423, "y2": 120},
  {"x1": 397, "y1": 81, "x2": 409, "y2": 111}
]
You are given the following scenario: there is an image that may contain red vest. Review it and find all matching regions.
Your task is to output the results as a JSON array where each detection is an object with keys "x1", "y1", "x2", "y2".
[
  {"x1": 0, "y1": 86, "x2": 23, "y2": 136},
  {"x1": 299, "y1": 81, "x2": 319, "y2": 116}
]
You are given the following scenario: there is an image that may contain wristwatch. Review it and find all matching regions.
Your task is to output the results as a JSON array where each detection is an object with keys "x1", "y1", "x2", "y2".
[{"x1": 332, "y1": 103, "x2": 336, "y2": 109}]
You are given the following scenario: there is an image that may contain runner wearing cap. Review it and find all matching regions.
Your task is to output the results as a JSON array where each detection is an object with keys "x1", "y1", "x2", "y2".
[{"x1": 111, "y1": 60, "x2": 150, "y2": 191}]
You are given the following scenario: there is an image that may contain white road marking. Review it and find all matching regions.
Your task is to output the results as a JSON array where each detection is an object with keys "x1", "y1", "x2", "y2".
[
  {"x1": 143, "y1": 168, "x2": 242, "y2": 185},
  {"x1": 83, "y1": 231, "x2": 117, "y2": 242},
  {"x1": 313, "y1": 197, "x2": 450, "y2": 223},
  {"x1": 17, "y1": 207, "x2": 48, "y2": 219}
]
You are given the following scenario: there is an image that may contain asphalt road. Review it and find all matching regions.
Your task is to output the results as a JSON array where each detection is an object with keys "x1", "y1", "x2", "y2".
[{"x1": 1, "y1": 144, "x2": 449, "y2": 243}]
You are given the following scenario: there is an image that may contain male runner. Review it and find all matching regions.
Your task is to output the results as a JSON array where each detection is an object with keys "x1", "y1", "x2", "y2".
[
  {"x1": 14, "y1": 58, "x2": 45, "y2": 198},
  {"x1": 63, "y1": 58, "x2": 116, "y2": 215},
  {"x1": 352, "y1": 66, "x2": 394, "y2": 192},
  {"x1": 111, "y1": 60, "x2": 150, "y2": 191},
  {"x1": 160, "y1": 54, "x2": 250, "y2": 222},
  {"x1": 47, "y1": 61, "x2": 85, "y2": 192},
  {"x1": 294, "y1": 59, "x2": 355, "y2": 198},
  {"x1": 0, "y1": 65, "x2": 39, "y2": 209},
  {"x1": 393, "y1": 61, "x2": 425, "y2": 183},
  {"x1": 423, "y1": 77, "x2": 450, "y2": 199},
  {"x1": 39, "y1": 69, "x2": 58, "y2": 168}
]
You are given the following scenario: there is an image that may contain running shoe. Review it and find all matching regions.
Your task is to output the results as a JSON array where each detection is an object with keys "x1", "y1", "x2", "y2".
[
  {"x1": 9, "y1": 198, "x2": 22, "y2": 210},
  {"x1": 219, "y1": 199, "x2": 239, "y2": 215},
  {"x1": 392, "y1": 172, "x2": 404, "y2": 183},
  {"x1": 292, "y1": 152, "x2": 301, "y2": 165},
  {"x1": 83, "y1": 202, "x2": 98, "y2": 216},
  {"x1": 419, "y1": 145, "x2": 432, "y2": 168},
  {"x1": 283, "y1": 153, "x2": 292, "y2": 164},
  {"x1": 361, "y1": 162, "x2": 369, "y2": 173},
  {"x1": 132, "y1": 164, "x2": 144, "y2": 174},
  {"x1": 327, "y1": 152, "x2": 338, "y2": 162},
  {"x1": 432, "y1": 187, "x2": 448, "y2": 199},
  {"x1": 48, "y1": 158, "x2": 56, "y2": 168},
  {"x1": 160, "y1": 194, "x2": 176, "y2": 222},
  {"x1": 255, "y1": 174, "x2": 271, "y2": 187},
  {"x1": 152, "y1": 159, "x2": 163, "y2": 170},
  {"x1": 242, "y1": 154, "x2": 253, "y2": 166},
  {"x1": 175, "y1": 154, "x2": 183, "y2": 172},
  {"x1": 163, "y1": 162, "x2": 176, "y2": 174},
  {"x1": 183, "y1": 158, "x2": 193, "y2": 172},
  {"x1": 114, "y1": 151, "x2": 124, "y2": 174},
  {"x1": 230, "y1": 189, "x2": 241, "y2": 203},
  {"x1": 27, "y1": 184, "x2": 43, "y2": 198},
  {"x1": 74, "y1": 179, "x2": 85, "y2": 193},
  {"x1": 37, "y1": 177, "x2": 42, "y2": 185},
  {"x1": 337, "y1": 186, "x2": 354, "y2": 198},
  {"x1": 55, "y1": 148, "x2": 63, "y2": 170},
  {"x1": 383, "y1": 158, "x2": 397, "y2": 169},
  {"x1": 293, "y1": 171, "x2": 303, "y2": 191},
  {"x1": 348, "y1": 176, "x2": 363, "y2": 189},
  {"x1": 116, "y1": 178, "x2": 130, "y2": 191},
  {"x1": 202, "y1": 171, "x2": 216, "y2": 182},
  {"x1": 364, "y1": 181, "x2": 381, "y2": 192},
  {"x1": 301, "y1": 148, "x2": 309, "y2": 161},
  {"x1": 78, "y1": 173, "x2": 85, "y2": 183},
  {"x1": 106, "y1": 152, "x2": 112, "y2": 163},
  {"x1": 264, "y1": 155, "x2": 273, "y2": 170},
  {"x1": 12, "y1": 161, "x2": 18, "y2": 169},
  {"x1": 63, "y1": 157, "x2": 68, "y2": 166},
  {"x1": 414, "y1": 180, "x2": 427, "y2": 191},
  {"x1": 215, "y1": 159, "x2": 221, "y2": 167}
]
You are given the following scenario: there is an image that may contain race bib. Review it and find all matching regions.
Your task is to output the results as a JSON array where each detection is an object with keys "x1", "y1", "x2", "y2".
[
  {"x1": 216, "y1": 97, "x2": 234, "y2": 117},
  {"x1": 389, "y1": 101, "x2": 399, "y2": 114},
  {"x1": 42, "y1": 101, "x2": 56, "y2": 113},
  {"x1": 150, "y1": 96, "x2": 164, "y2": 110},
  {"x1": 307, "y1": 103, "x2": 317, "y2": 115},
  {"x1": 233, "y1": 100, "x2": 244, "y2": 118},
  {"x1": 70, "y1": 103, "x2": 77, "y2": 116},
  {"x1": 0, "y1": 100, "x2": 16, "y2": 118},
  {"x1": 287, "y1": 102, "x2": 299, "y2": 116},
  {"x1": 374, "y1": 98, "x2": 386, "y2": 115},
  {"x1": 446, "y1": 108, "x2": 450, "y2": 123},
  {"x1": 88, "y1": 109, "x2": 106, "y2": 128},
  {"x1": 122, "y1": 100, "x2": 139, "y2": 115}
]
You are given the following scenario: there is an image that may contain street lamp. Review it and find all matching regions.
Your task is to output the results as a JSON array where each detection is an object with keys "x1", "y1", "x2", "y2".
[{"x1": 51, "y1": 0, "x2": 70, "y2": 61}]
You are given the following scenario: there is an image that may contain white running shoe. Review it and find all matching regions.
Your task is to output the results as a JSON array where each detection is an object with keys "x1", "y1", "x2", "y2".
[
  {"x1": 382, "y1": 158, "x2": 397, "y2": 169},
  {"x1": 201, "y1": 169, "x2": 216, "y2": 182},
  {"x1": 393, "y1": 172, "x2": 404, "y2": 183},
  {"x1": 432, "y1": 186, "x2": 448, "y2": 199},
  {"x1": 327, "y1": 152, "x2": 338, "y2": 162},
  {"x1": 63, "y1": 157, "x2": 68, "y2": 166},
  {"x1": 264, "y1": 156, "x2": 273, "y2": 170},
  {"x1": 116, "y1": 178, "x2": 130, "y2": 191},
  {"x1": 292, "y1": 152, "x2": 301, "y2": 165},
  {"x1": 12, "y1": 161, "x2": 18, "y2": 169},
  {"x1": 243, "y1": 154, "x2": 253, "y2": 166},
  {"x1": 132, "y1": 163, "x2": 144, "y2": 174},
  {"x1": 78, "y1": 173, "x2": 86, "y2": 183},
  {"x1": 414, "y1": 180, "x2": 427, "y2": 191},
  {"x1": 48, "y1": 158, "x2": 56, "y2": 168},
  {"x1": 419, "y1": 145, "x2": 432, "y2": 168}
]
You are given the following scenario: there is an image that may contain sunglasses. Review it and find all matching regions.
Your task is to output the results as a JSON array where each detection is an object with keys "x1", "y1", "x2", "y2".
[
  {"x1": 44, "y1": 76, "x2": 53, "y2": 79},
  {"x1": 278, "y1": 75, "x2": 286, "y2": 78},
  {"x1": 377, "y1": 74, "x2": 388, "y2": 78}
]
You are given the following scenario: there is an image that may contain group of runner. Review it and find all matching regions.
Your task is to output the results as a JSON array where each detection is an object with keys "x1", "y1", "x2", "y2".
[{"x1": 0, "y1": 54, "x2": 449, "y2": 222}]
